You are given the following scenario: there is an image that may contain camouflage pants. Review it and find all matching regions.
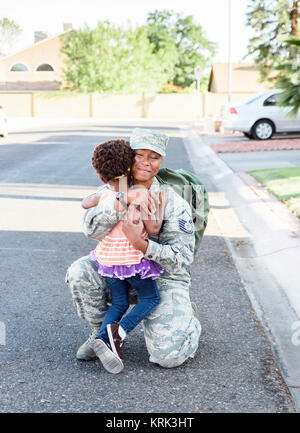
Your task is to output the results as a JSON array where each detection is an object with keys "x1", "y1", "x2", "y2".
[{"x1": 65, "y1": 255, "x2": 201, "y2": 368}]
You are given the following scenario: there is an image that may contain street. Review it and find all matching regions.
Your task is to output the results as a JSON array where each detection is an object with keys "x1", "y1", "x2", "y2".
[{"x1": 0, "y1": 123, "x2": 296, "y2": 413}]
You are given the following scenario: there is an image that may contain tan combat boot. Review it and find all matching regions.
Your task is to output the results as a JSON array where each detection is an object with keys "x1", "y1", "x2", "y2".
[{"x1": 76, "y1": 326, "x2": 101, "y2": 361}]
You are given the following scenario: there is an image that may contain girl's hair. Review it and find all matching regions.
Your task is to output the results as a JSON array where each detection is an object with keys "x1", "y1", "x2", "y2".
[{"x1": 92, "y1": 139, "x2": 135, "y2": 182}]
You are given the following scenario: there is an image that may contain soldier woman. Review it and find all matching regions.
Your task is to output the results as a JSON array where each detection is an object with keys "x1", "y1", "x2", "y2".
[{"x1": 66, "y1": 128, "x2": 201, "y2": 369}]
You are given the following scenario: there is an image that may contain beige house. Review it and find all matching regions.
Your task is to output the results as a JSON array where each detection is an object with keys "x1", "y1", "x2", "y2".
[
  {"x1": 208, "y1": 62, "x2": 271, "y2": 94},
  {"x1": 0, "y1": 29, "x2": 71, "y2": 91}
]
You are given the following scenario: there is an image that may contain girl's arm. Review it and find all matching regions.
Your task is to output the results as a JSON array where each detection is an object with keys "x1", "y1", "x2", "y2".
[
  {"x1": 81, "y1": 193, "x2": 100, "y2": 209},
  {"x1": 84, "y1": 186, "x2": 151, "y2": 242},
  {"x1": 83, "y1": 189, "x2": 127, "y2": 241}
]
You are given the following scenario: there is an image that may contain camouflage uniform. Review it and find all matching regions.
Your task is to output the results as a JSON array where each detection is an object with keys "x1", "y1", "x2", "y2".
[{"x1": 66, "y1": 178, "x2": 201, "y2": 368}]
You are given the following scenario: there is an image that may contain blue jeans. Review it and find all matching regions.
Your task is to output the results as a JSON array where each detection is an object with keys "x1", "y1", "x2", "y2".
[{"x1": 98, "y1": 275, "x2": 161, "y2": 345}]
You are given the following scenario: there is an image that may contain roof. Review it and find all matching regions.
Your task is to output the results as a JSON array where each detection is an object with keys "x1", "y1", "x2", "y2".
[
  {"x1": 208, "y1": 63, "x2": 271, "y2": 93},
  {"x1": 0, "y1": 29, "x2": 72, "y2": 63}
]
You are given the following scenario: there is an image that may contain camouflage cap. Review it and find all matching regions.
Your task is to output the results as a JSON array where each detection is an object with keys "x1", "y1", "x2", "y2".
[{"x1": 130, "y1": 128, "x2": 169, "y2": 157}]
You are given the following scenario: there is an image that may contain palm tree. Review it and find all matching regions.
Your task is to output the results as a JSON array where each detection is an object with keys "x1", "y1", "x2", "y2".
[{"x1": 276, "y1": 37, "x2": 300, "y2": 116}]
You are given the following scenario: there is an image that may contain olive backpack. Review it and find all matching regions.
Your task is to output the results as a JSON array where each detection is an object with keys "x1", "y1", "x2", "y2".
[{"x1": 156, "y1": 168, "x2": 210, "y2": 256}]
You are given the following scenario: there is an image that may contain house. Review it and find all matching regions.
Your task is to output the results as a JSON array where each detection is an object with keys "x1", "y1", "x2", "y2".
[
  {"x1": 0, "y1": 25, "x2": 72, "y2": 91},
  {"x1": 208, "y1": 62, "x2": 271, "y2": 94}
]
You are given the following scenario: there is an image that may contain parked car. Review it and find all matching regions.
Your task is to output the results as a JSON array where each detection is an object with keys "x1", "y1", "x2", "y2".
[
  {"x1": 0, "y1": 106, "x2": 8, "y2": 137},
  {"x1": 220, "y1": 89, "x2": 300, "y2": 140}
]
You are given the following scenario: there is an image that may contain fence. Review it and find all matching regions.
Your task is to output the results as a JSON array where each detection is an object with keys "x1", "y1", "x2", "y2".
[{"x1": 0, "y1": 91, "x2": 255, "y2": 119}]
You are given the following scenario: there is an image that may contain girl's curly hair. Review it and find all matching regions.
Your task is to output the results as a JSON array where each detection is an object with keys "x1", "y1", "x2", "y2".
[{"x1": 92, "y1": 139, "x2": 135, "y2": 182}]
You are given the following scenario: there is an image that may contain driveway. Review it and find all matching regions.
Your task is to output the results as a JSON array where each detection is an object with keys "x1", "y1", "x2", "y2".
[{"x1": 199, "y1": 133, "x2": 300, "y2": 172}]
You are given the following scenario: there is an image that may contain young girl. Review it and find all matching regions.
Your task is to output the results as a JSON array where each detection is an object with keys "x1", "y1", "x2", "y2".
[{"x1": 82, "y1": 139, "x2": 165, "y2": 374}]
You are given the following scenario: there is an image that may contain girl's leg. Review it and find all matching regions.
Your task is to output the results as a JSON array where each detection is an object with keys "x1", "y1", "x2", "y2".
[
  {"x1": 118, "y1": 276, "x2": 160, "y2": 335},
  {"x1": 97, "y1": 277, "x2": 130, "y2": 345}
]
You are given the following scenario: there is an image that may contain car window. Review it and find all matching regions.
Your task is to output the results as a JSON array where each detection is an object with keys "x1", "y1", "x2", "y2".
[
  {"x1": 263, "y1": 94, "x2": 278, "y2": 106},
  {"x1": 244, "y1": 94, "x2": 264, "y2": 105}
]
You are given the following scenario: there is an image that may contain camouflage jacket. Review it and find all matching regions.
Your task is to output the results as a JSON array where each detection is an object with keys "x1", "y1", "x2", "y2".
[{"x1": 83, "y1": 177, "x2": 195, "y2": 288}]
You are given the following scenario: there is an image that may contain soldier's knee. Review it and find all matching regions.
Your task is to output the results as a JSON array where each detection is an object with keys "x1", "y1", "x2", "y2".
[
  {"x1": 65, "y1": 262, "x2": 78, "y2": 285},
  {"x1": 65, "y1": 257, "x2": 90, "y2": 285},
  {"x1": 154, "y1": 355, "x2": 186, "y2": 369}
]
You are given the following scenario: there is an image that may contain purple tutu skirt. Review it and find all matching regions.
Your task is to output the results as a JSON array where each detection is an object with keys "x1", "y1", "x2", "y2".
[{"x1": 89, "y1": 250, "x2": 163, "y2": 280}]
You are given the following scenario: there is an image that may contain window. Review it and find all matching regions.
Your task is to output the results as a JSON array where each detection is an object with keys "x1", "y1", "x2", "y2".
[
  {"x1": 263, "y1": 94, "x2": 278, "y2": 106},
  {"x1": 244, "y1": 93, "x2": 264, "y2": 105},
  {"x1": 36, "y1": 63, "x2": 54, "y2": 72},
  {"x1": 10, "y1": 63, "x2": 29, "y2": 72}
]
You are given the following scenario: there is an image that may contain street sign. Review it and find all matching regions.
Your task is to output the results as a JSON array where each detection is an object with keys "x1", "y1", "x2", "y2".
[{"x1": 194, "y1": 66, "x2": 202, "y2": 80}]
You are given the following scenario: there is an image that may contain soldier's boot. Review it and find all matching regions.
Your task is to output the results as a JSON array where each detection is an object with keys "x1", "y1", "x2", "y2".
[{"x1": 76, "y1": 325, "x2": 101, "y2": 361}]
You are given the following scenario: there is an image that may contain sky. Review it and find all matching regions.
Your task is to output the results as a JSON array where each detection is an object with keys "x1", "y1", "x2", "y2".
[{"x1": 1, "y1": 0, "x2": 254, "y2": 63}]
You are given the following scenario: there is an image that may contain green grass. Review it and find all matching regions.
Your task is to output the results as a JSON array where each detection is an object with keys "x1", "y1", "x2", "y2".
[{"x1": 247, "y1": 167, "x2": 300, "y2": 218}]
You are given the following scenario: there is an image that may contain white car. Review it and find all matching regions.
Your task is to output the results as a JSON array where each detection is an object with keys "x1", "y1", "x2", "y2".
[
  {"x1": 0, "y1": 106, "x2": 8, "y2": 137},
  {"x1": 221, "y1": 89, "x2": 300, "y2": 140}
]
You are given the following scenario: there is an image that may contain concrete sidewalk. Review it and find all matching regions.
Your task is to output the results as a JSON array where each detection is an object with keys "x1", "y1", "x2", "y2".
[{"x1": 184, "y1": 127, "x2": 300, "y2": 410}]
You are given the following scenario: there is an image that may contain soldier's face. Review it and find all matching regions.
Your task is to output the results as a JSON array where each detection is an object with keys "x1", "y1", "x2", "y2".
[{"x1": 132, "y1": 149, "x2": 163, "y2": 184}]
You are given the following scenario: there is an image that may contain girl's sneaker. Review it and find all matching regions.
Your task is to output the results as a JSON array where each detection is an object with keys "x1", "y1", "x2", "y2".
[
  {"x1": 94, "y1": 338, "x2": 124, "y2": 374},
  {"x1": 107, "y1": 322, "x2": 126, "y2": 360}
]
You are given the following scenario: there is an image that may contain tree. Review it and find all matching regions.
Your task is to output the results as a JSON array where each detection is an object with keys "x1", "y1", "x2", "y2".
[
  {"x1": 275, "y1": 37, "x2": 300, "y2": 115},
  {"x1": 146, "y1": 10, "x2": 216, "y2": 89},
  {"x1": 61, "y1": 21, "x2": 171, "y2": 93},
  {"x1": 0, "y1": 17, "x2": 22, "y2": 57},
  {"x1": 61, "y1": 12, "x2": 215, "y2": 93},
  {"x1": 246, "y1": 0, "x2": 299, "y2": 81}
]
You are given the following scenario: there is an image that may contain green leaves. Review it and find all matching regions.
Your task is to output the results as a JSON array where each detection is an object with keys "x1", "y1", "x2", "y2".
[
  {"x1": 60, "y1": 11, "x2": 215, "y2": 93},
  {"x1": 61, "y1": 22, "x2": 170, "y2": 93},
  {"x1": 275, "y1": 37, "x2": 300, "y2": 116},
  {"x1": 0, "y1": 17, "x2": 22, "y2": 57},
  {"x1": 147, "y1": 10, "x2": 215, "y2": 89},
  {"x1": 246, "y1": 0, "x2": 299, "y2": 82}
]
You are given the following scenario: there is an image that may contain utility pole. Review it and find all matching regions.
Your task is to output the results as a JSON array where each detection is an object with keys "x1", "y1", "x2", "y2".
[
  {"x1": 194, "y1": 65, "x2": 202, "y2": 122},
  {"x1": 228, "y1": 0, "x2": 232, "y2": 104}
]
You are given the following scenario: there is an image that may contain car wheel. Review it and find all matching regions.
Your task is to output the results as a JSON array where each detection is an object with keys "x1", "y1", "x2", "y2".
[{"x1": 252, "y1": 120, "x2": 274, "y2": 140}]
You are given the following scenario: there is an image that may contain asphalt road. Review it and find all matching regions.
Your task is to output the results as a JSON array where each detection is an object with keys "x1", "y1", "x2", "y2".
[{"x1": 0, "y1": 123, "x2": 296, "y2": 413}]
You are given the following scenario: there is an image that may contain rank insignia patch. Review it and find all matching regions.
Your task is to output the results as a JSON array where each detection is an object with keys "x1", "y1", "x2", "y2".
[{"x1": 178, "y1": 209, "x2": 194, "y2": 234}]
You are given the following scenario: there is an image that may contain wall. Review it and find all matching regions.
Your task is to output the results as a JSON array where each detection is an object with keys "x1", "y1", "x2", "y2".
[{"x1": 0, "y1": 91, "x2": 256, "y2": 119}]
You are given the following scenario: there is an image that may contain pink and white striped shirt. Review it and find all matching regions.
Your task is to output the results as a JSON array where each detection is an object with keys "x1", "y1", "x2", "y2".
[{"x1": 93, "y1": 190, "x2": 147, "y2": 266}]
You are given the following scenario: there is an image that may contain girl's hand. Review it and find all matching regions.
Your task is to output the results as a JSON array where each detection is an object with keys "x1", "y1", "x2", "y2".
[
  {"x1": 143, "y1": 191, "x2": 167, "y2": 235},
  {"x1": 152, "y1": 190, "x2": 167, "y2": 219},
  {"x1": 81, "y1": 193, "x2": 100, "y2": 209},
  {"x1": 147, "y1": 190, "x2": 167, "y2": 221},
  {"x1": 122, "y1": 205, "x2": 147, "y2": 252},
  {"x1": 127, "y1": 186, "x2": 149, "y2": 208}
]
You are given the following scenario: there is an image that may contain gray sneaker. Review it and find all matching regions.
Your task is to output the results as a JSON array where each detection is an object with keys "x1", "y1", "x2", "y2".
[
  {"x1": 94, "y1": 338, "x2": 124, "y2": 374},
  {"x1": 76, "y1": 327, "x2": 100, "y2": 361}
]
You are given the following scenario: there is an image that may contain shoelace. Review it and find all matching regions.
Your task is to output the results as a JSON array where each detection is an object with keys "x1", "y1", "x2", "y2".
[{"x1": 114, "y1": 337, "x2": 125, "y2": 348}]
